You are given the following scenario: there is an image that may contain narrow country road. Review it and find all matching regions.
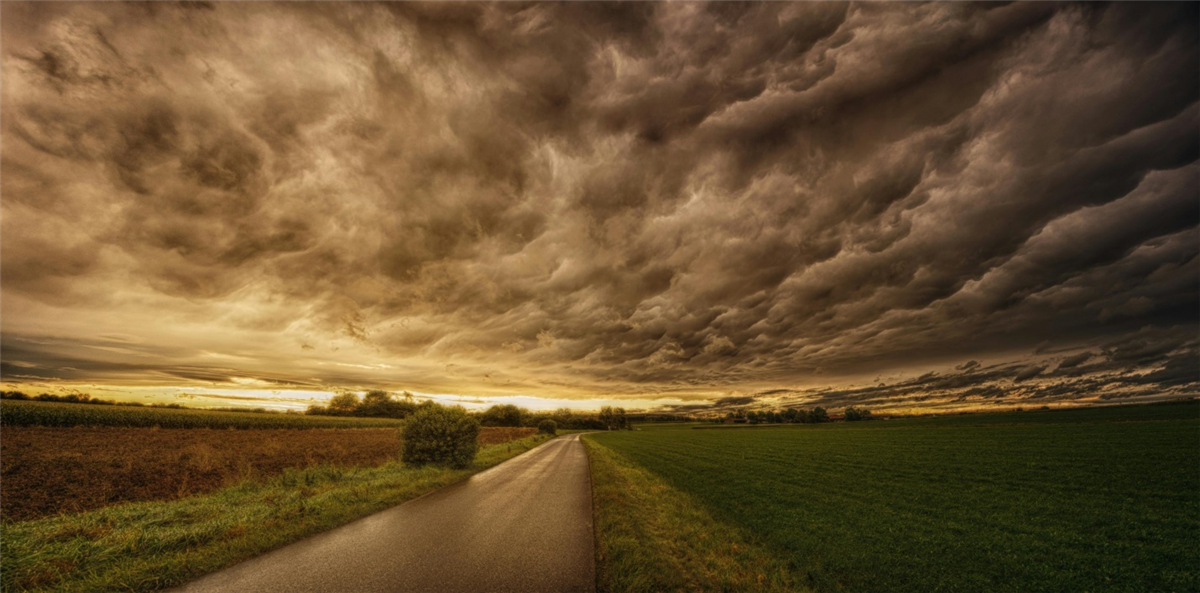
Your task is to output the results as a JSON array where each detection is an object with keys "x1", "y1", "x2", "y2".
[{"x1": 172, "y1": 434, "x2": 595, "y2": 593}]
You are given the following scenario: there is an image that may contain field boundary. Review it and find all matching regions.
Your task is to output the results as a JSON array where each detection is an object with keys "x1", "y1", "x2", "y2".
[
  {"x1": 0, "y1": 399, "x2": 405, "y2": 429},
  {"x1": 582, "y1": 435, "x2": 802, "y2": 593}
]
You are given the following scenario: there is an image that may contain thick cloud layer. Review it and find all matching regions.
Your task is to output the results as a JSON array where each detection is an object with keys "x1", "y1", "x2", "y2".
[{"x1": 2, "y1": 2, "x2": 1196, "y2": 410}]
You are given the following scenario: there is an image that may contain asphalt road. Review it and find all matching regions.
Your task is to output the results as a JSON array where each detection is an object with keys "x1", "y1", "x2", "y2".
[{"x1": 172, "y1": 434, "x2": 595, "y2": 593}]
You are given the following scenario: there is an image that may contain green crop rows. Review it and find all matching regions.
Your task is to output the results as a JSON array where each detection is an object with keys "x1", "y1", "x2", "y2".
[
  {"x1": 590, "y1": 402, "x2": 1200, "y2": 592},
  {"x1": 0, "y1": 400, "x2": 403, "y2": 429}
]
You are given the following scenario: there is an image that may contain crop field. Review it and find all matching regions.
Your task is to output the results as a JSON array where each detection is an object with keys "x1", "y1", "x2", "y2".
[
  {"x1": 0, "y1": 399, "x2": 406, "y2": 429},
  {"x1": 2, "y1": 426, "x2": 536, "y2": 522},
  {"x1": 2, "y1": 435, "x2": 551, "y2": 592},
  {"x1": 587, "y1": 402, "x2": 1200, "y2": 592}
]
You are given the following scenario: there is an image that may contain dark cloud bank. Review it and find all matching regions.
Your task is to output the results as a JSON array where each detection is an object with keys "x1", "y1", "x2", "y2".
[{"x1": 1, "y1": 2, "x2": 1196, "y2": 410}]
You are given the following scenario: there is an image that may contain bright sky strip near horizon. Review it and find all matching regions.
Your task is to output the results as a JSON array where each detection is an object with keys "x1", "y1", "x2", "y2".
[{"x1": 1, "y1": 2, "x2": 1197, "y2": 414}]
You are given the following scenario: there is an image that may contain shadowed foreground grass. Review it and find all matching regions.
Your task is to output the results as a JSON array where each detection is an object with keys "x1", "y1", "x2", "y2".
[
  {"x1": 1, "y1": 435, "x2": 550, "y2": 593},
  {"x1": 584, "y1": 437, "x2": 801, "y2": 593}
]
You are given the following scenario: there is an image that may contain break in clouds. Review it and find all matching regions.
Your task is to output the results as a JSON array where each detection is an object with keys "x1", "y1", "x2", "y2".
[{"x1": 1, "y1": 2, "x2": 1197, "y2": 410}]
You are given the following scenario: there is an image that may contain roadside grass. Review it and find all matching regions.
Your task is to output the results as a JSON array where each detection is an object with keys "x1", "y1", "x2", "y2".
[
  {"x1": 583, "y1": 437, "x2": 801, "y2": 593},
  {"x1": 590, "y1": 402, "x2": 1200, "y2": 592},
  {"x1": 0, "y1": 435, "x2": 550, "y2": 593}
]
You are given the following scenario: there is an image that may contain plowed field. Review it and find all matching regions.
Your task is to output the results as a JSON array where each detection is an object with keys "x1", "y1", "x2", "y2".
[{"x1": 1, "y1": 426, "x2": 535, "y2": 522}]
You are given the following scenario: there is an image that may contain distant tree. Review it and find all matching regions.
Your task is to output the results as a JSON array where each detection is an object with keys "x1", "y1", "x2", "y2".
[
  {"x1": 327, "y1": 392, "x2": 360, "y2": 415},
  {"x1": 357, "y1": 390, "x2": 390, "y2": 415},
  {"x1": 480, "y1": 404, "x2": 523, "y2": 427},
  {"x1": 552, "y1": 408, "x2": 574, "y2": 426},
  {"x1": 599, "y1": 406, "x2": 615, "y2": 430},
  {"x1": 518, "y1": 407, "x2": 538, "y2": 428},
  {"x1": 810, "y1": 406, "x2": 830, "y2": 423},
  {"x1": 35, "y1": 393, "x2": 92, "y2": 403},
  {"x1": 615, "y1": 407, "x2": 629, "y2": 430},
  {"x1": 844, "y1": 406, "x2": 872, "y2": 422},
  {"x1": 401, "y1": 404, "x2": 480, "y2": 468},
  {"x1": 0, "y1": 391, "x2": 29, "y2": 400},
  {"x1": 538, "y1": 419, "x2": 557, "y2": 435},
  {"x1": 356, "y1": 390, "x2": 417, "y2": 418},
  {"x1": 782, "y1": 408, "x2": 799, "y2": 423}
]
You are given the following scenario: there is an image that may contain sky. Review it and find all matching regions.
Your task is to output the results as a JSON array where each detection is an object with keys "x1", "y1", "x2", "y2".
[{"x1": 1, "y1": 2, "x2": 1197, "y2": 414}]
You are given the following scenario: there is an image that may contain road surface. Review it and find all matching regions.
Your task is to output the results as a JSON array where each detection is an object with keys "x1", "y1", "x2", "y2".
[{"x1": 172, "y1": 434, "x2": 595, "y2": 593}]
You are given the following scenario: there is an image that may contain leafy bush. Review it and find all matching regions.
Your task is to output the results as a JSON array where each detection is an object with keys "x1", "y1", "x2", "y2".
[
  {"x1": 401, "y1": 405, "x2": 480, "y2": 468},
  {"x1": 538, "y1": 419, "x2": 557, "y2": 435}
]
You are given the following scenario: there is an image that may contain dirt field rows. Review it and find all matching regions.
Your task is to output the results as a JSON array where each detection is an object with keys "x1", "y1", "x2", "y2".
[{"x1": 1, "y1": 426, "x2": 535, "y2": 522}]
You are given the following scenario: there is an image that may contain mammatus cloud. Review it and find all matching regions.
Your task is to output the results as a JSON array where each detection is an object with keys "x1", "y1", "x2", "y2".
[{"x1": 2, "y1": 2, "x2": 1196, "y2": 410}]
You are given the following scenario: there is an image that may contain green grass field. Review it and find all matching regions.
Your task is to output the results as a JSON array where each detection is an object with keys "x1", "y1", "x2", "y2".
[
  {"x1": 0, "y1": 400, "x2": 403, "y2": 429},
  {"x1": 586, "y1": 401, "x2": 1200, "y2": 592}
]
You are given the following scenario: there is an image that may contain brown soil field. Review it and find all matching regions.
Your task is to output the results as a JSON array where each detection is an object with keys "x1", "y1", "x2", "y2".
[{"x1": 0, "y1": 426, "x2": 536, "y2": 522}]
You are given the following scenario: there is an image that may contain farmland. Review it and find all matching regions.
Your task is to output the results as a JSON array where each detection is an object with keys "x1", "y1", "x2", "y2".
[
  {"x1": 586, "y1": 401, "x2": 1200, "y2": 592},
  {"x1": 2, "y1": 425, "x2": 536, "y2": 522},
  {"x1": 1, "y1": 434, "x2": 551, "y2": 592},
  {"x1": 0, "y1": 399, "x2": 404, "y2": 429}
]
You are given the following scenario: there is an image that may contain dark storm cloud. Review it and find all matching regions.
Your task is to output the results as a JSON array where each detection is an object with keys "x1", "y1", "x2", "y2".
[
  {"x1": 710, "y1": 321, "x2": 1196, "y2": 411},
  {"x1": 1, "y1": 2, "x2": 1196, "y2": 406}
]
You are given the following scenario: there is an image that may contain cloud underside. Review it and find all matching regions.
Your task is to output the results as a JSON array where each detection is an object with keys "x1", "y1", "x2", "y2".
[{"x1": 1, "y1": 2, "x2": 1197, "y2": 407}]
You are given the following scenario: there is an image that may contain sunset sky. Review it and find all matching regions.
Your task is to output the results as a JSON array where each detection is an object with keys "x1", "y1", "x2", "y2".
[{"x1": 2, "y1": 2, "x2": 1196, "y2": 413}]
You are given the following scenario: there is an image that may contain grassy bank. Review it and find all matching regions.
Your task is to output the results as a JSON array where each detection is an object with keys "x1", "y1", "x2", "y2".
[
  {"x1": 1, "y1": 435, "x2": 550, "y2": 592},
  {"x1": 0, "y1": 400, "x2": 404, "y2": 429},
  {"x1": 589, "y1": 402, "x2": 1200, "y2": 592},
  {"x1": 583, "y1": 438, "x2": 800, "y2": 593}
]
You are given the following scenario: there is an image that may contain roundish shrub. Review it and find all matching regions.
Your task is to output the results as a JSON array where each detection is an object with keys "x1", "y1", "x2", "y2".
[
  {"x1": 538, "y1": 419, "x2": 557, "y2": 435},
  {"x1": 400, "y1": 405, "x2": 480, "y2": 468}
]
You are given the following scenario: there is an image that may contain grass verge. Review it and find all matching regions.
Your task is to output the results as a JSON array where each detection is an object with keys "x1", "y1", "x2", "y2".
[
  {"x1": 1, "y1": 435, "x2": 550, "y2": 592},
  {"x1": 583, "y1": 437, "x2": 801, "y2": 593}
]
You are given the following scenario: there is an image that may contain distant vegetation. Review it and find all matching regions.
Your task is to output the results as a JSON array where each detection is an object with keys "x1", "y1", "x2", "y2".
[
  {"x1": 586, "y1": 401, "x2": 1200, "y2": 592},
  {"x1": 1, "y1": 390, "x2": 186, "y2": 408},
  {"x1": 305, "y1": 390, "x2": 419, "y2": 418},
  {"x1": 1, "y1": 390, "x2": 635, "y2": 431},
  {"x1": 843, "y1": 406, "x2": 872, "y2": 421},
  {"x1": 477, "y1": 403, "x2": 617, "y2": 431},
  {"x1": 724, "y1": 406, "x2": 838, "y2": 424},
  {"x1": 304, "y1": 392, "x2": 635, "y2": 432},
  {"x1": 0, "y1": 399, "x2": 404, "y2": 429}
]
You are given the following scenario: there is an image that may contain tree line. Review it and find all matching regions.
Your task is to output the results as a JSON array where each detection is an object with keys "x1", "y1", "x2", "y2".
[
  {"x1": 724, "y1": 405, "x2": 873, "y2": 424},
  {"x1": 0, "y1": 391, "x2": 188, "y2": 409},
  {"x1": 305, "y1": 391, "x2": 633, "y2": 430}
]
